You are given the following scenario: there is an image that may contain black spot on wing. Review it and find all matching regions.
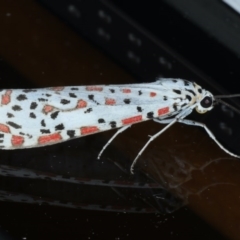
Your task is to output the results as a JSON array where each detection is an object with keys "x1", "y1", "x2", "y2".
[
  {"x1": 138, "y1": 90, "x2": 142, "y2": 95},
  {"x1": 7, "y1": 121, "x2": 21, "y2": 129},
  {"x1": 7, "y1": 113, "x2": 14, "y2": 118},
  {"x1": 186, "y1": 95, "x2": 192, "y2": 101},
  {"x1": 61, "y1": 99, "x2": 70, "y2": 105},
  {"x1": 23, "y1": 89, "x2": 37, "y2": 93},
  {"x1": 88, "y1": 95, "x2": 94, "y2": 100},
  {"x1": 198, "y1": 88, "x2": 202, "y2": 93},
  {"x1": 109, "y1": 121, "x2": 116, "y2": 128},
  {"x1": 30, "y1": 112, "x2": 36, "y2": 119},
  {"x1": 124, "y1": 99, "x2": 131, "y2": 104},
  {"x1": 16, "y1": 94, "x2": 27, "y2": 101},
  {"x1": 12, "y1": 105, "x2": 22, "y2": 111},
  {"x1": 30, "y1": 102, "x2": 38, "y2": 109},
  {"x1": 173, "y1": 103, "x2": 178, "y2": 111},
  {"x1": 98, "y1": 118, "x2": 105, "y2": 123},
  {"x1": 181, "y1": 103, "x2": 188, "y2": 107},
  {"x1": 55, "y1": 124, "x2": 64, "y2": 131},
  {"x1": 172, "y1": 79, "x2": 177, "y2": 83},
  {"x1": 109, "y1": 89, "x2": 115, "y2": 93},
  {"x1": 147, "y1": 112, "x2": 154, "y2": 118},
  {"x1": 67, "y1": 130, "x2": 75, "y2": 138},
  {"x1": 137, "y1": 106, "x2": 142, "y2": 112},
  {"x1": 84, "y1": 108, "x2": 92, "y2": 113},
  {"x1": 69, "y1": 93, "x2": 77, "y2": 98},
  {"x1": 46, "y1": 94, "x2": 52, "y2": 97},
  {"x1": 41, "y1": 120, "x2": 46, "y2": 127},
  {"x1": 38, "y1": 98, "x2": 47, "y2": 102},
  {"x1": 51, "y1": 111, "x2": 59, "y2": 119},
  {"x1": 173, "y1": 89, "x2": 181, "y2": 94},
  {"x1": 0, "y1": 134, "x2": 3, "y2": 138},
  {"x1": 186, "y1": 89, "x2": 196, "y2": 96},
  {"x1": 184, "y1": 80, "x2": 190, "y2": 86},
  {"x1": 71, "y1": 88, "x2": 79, "y2": 90},
  {"x1": 163, "y1": 96, "x2": 167, "y2": 101},
  {"x1": 88, "y1": 94, "x2": 100, "y2": 105},
  {"x1": 40, "y1": 129, "x2": 51, "y2": 134}
]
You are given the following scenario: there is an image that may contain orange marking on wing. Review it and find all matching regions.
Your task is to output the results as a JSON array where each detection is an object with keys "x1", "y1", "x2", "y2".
[
  {"x1": 158, "y1": 107, "x2": 169, "y2": 116},
  {"x1": 81, "y1": 126, "x2": 99, "y2": 135},
  {"x1": 122, "y1": 88, "x2": 131, "y2": 93},
  {"x1": 1, "y1": 90, "x2": 12, "y2": 105},
  {"x1": 0, "y1": 124, "x2": 10, "y2": 133},
  {"x1": 11, "y1": 135, "x2": 24, "y2": 146},
  {"x1": 105, "y1": 98, "x2": 116, "y2": 105},
  {"x1": 50, "y1": 87, "x2": 64, "y2": 91},
  {"x1": 38, "y1": 133, "x2": 62, "y2": 145},
  {"x1": 150, "y1": 92, "x2": 156, "y2": 97},
  {"x1": 43, "y1": 105, "x2": 54, "y2": 113},
  {"x1": 85, "y1": 86, "x2": 103, "y2": 91},
  {"x1": 76, "y1": 99, "x2": 87, "y2": 108},
  {"x1": 122, "y1": 115, "x2": 142, "y2": 125}
]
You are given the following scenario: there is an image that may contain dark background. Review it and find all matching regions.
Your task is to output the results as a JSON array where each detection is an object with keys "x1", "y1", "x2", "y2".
[{"x1": 0, "y1": 0, "x2": 240, "y2": 239}]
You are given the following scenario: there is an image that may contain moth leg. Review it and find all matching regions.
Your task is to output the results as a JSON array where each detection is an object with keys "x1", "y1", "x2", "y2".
[
  {"x1": 130, "y1": 119, "x2": 177, "y2": 174},
  {"x1": 178, "y1": 119, "x2": 240, "y2": 158},
  {"x1": 153, "y1": 118, "x2": 177, "y2": 124},
  {"x1": 98, "y1": 125, "x2": 131, "y2": 159}
]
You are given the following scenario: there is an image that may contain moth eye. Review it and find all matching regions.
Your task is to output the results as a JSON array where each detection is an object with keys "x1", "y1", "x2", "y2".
[{"x1": 200, "y1": 96, "x2": 213, "y2": 108}]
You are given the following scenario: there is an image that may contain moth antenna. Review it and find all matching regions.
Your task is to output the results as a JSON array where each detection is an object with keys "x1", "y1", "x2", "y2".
[
  {"x1": 215, "y1": 94, "x2": 240, "y2": 99},
  {"x1": 215, "y1": 98, "x2": 240, "y2": 115}
]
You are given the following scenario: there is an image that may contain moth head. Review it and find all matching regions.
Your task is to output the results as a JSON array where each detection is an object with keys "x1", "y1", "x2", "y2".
[{"x1": 195, "y1": 90, "x2": 214, "y2": 114}]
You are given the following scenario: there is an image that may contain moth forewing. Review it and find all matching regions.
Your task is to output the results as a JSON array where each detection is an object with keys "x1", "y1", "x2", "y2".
[{"x1": 0, "y1": 78, "x2": 239, "y2": 173}]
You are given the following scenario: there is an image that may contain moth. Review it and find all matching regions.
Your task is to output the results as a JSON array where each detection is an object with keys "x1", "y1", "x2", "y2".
[{"x1": 0, "y1": 78, "x2": 239, "y2": 173}]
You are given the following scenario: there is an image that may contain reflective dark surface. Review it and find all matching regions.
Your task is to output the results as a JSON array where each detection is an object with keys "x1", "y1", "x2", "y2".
[{"x1": 0, "y1": 0, "x2": 240, "y2": 239}]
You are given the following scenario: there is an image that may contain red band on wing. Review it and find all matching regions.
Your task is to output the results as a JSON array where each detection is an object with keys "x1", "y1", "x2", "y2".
[
  {"x1": 50, "y1": 87, "x2": 64, "y2": 91},
  {"x1": 11, "y1": 135, "x2": 24, "y2": 146},
  {"x1": 0, "y1": 124, "x2": 10, "y2": 133},
  {"x1": 81, "y1": 126, "x2": 99, "y2": 135},
  {"x1": 43, "y1": 105, "x2": 54, "y2": 114},
  {"x1": 122, "y1": 89, "x2": 131, "y2": 93},
  {"x1": 158, "y1": 107, "x2": 169, "y2": 116},
  {"x1": 1, "y1": 90, "x2": 12, "y2": 105},
  {"x1": 122, "y1": 115, "x2": 142, "y2": 125},
  {"x1": 77, "y1": 100, "x2": 87, "y2": 108},
  {"x1": 105, "y1": 98, "x2": 116, "y2": 105},
  {"x1": 85, "y1": 86, "x2": 103, "y2": 91},
  {"x1": 38, "y1": 133, "x2": 62, "y2": 145}
]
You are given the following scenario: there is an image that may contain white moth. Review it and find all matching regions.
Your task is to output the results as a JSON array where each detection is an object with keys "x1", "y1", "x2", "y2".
[{"x1": 0, "y1": 78, "x2": 239, "y2": 173}]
